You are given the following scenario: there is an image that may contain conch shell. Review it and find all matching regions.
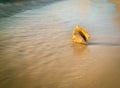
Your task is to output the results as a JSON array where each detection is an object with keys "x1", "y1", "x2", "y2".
[{"x1": 72, "y1": 25, "x2": 90, "y2": 44}]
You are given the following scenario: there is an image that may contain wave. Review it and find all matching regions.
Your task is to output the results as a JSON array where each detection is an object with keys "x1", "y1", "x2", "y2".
[{"x1": 0, "y1": 0, "x2": 60, "y2": 17}]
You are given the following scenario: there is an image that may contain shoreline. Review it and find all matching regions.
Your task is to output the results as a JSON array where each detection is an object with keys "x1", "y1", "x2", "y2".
[{"x1": 0, "y1": 0, "x2": 60, "y2": 18}]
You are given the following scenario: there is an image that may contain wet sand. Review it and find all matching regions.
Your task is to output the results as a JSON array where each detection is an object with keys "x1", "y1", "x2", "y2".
[
  {"x1": 110, "y1": 0, "x2": 120, "y2": 28},
  {"x1": 0, "y1": 0, "x2": 120, "y2": 88}
]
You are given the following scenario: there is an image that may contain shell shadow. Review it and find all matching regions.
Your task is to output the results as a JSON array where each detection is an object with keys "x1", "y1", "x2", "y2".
[{"x1": 88, "y1": 42, "x2": 120, "y2": 46}]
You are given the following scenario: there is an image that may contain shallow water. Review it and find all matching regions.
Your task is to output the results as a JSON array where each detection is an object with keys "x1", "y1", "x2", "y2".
[{"x1": 0, "y1": 0, "x2": 120, "y2": 88}]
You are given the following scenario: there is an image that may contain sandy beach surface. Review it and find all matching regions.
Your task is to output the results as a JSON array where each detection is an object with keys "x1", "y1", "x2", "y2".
[{"x1": 0, "y1": 0, "x2": 120, "y2": 88}]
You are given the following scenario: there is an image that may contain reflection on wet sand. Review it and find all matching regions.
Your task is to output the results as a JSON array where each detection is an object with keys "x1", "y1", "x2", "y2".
[{"x1": 72, "y1": 44, "x2": 89, "y2": 57}]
